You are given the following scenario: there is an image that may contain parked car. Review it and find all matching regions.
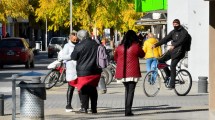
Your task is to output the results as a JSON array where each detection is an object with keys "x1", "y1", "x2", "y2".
[
  {"x1": 0, "y1": 37, "x2": 35, "y2": 68},
  {"x1": 48, "y1": 37, "x2": 67, "y2": 58}
]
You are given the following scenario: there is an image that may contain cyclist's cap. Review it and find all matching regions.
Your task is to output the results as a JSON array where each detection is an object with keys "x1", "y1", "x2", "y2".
[{"x1": 173, "y1": 19, "x2": 180, "y2": 25}]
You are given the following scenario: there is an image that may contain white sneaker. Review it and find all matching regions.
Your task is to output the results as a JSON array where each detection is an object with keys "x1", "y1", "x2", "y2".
[
  {"x1": 65, "y1": 105, "x2": 73, "y2": 112},
  {"x1": 65, "y1": 108, "x2": 73, "y2": 112}
]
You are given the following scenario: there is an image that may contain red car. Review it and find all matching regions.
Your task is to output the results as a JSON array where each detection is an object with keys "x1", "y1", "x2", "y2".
[{"x1": 0, "y1": 37, "x2": 35, "y2": 68}]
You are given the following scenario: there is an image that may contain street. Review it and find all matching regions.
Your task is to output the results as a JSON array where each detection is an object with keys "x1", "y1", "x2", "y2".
[{"x1": 0, "y1": 51, "x2": 55, "y2": 93}]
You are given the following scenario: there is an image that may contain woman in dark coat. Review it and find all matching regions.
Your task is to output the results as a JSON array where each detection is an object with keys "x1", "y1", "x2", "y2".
[{"x1": 114, "y1": 30, "x2": 145, "y2": 116}]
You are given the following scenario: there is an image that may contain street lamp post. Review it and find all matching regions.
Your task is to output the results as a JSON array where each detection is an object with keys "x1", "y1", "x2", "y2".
[
  {"x1": 45, "y1": 18, "x2": 48, "y2": 51},
  {"x1": 70, "y1": 0, "x2": 72, "y2": 33}
]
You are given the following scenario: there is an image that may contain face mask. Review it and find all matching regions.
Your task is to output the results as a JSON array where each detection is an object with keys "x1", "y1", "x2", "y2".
[
  {"x1": 72, "y1": 41, "x2": 78, "y2": 44},
  {"x1": 174, "y1": 26, "x2": 180, "y2": 30}
]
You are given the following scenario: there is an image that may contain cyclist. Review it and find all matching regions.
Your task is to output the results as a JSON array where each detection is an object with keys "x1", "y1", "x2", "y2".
[
  {"x1": 152, "y1": 19, "x2": 189, "y2": 90},
  {"x1": 143, "y1": 33, "x2": 162, "y2": 72}
]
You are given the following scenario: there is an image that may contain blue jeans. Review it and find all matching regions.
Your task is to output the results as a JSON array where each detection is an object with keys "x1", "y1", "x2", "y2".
[{"x1": 146, "y1": 58, "x2": 158, "y2": 82}]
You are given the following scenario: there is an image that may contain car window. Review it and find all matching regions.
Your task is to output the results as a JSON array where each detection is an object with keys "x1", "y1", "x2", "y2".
[
  {"x1": 50, "y1": 38, "x2": 65, "y2": 44},
  {"x1": 0, "y1": 39, "x2": 24, "y2": 48}
]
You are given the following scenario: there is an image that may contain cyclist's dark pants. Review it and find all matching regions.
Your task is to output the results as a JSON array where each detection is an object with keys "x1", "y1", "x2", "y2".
[{"x1": 158, "y1": 50, "x2": 185, "y2": 87}]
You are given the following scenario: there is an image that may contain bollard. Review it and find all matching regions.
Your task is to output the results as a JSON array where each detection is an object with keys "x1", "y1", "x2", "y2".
[
  {"x1": 0, "y1": 94, "x2": 4, "y2": 116},
  {"x1": 198, "y1": 76, "x2": 208, "y2": 93}
]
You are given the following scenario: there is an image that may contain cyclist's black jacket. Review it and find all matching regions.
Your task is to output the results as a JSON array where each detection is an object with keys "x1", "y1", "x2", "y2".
[
  {"x1": 70, "y1": 38, "x2": 102, "y2": 76},
  {"x1": 155, "y1": 26, "x2": 188, "y2": 59}
]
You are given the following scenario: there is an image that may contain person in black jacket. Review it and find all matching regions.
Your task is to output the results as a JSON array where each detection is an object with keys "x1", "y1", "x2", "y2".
[
  {"x1": 70, "y1": 30, "x2": 102, "y2": 114},
  {"x1": 152, "y1": 19, "x2": 188, "y2": 90}
]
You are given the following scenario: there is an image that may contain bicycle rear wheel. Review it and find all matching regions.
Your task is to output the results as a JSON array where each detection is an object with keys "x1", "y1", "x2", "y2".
[
  {"x1": 174, "y1": 69, "x2": 192, "y2": 96},
  {"x1": 101, "y1": 68, "x2": 113, "y2": 85},
  {"x1": 42, "y1": 69, "x2": 60, "y2": 89},
  {"x1": 143, "y1": 70, "x2": 161, "y2": 97}
]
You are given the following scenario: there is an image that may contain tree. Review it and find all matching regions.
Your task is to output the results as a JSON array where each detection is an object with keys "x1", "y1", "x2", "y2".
[
  {"x1": 0, "y1": 0, "x2": 33, "y2": 22},
  {"x1": 35, "y1": 0, "x2": 70, "y2": 31},
  {"x1": 34, "y1": 0, "x2": 143, "y2": 34}
]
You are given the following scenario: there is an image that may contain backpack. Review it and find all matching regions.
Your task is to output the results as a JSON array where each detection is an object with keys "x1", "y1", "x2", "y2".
[
  {"x1": 184, "y1": 33, "x2": 192, "y2": 51},
  {"x1": 97, "y1": 44, "x2": 109, "y2": 68}
]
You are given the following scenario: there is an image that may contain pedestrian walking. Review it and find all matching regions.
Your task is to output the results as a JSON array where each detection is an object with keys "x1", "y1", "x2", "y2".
[
  {"x1": 70, "y1": 30, "x2": 102, "y2": 114},
  {"x1": 114, "y1": 30, "x2": 145, "y2": 116}
]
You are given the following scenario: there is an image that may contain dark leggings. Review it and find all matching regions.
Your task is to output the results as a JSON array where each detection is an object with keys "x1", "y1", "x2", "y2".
[
  {"x1": 123, "y1": 82, "x2": 137, "y2": 115},
  {"x1": 66, "y1": 84, "x2": 75, "y2": 106},
  {"x1": 79, "y1": 85, "x2": 98, "y2": 111}
]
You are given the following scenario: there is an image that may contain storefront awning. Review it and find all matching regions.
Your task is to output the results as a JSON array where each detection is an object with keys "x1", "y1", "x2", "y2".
[{"x1": 135, "y1": 12, "x2": 167, "y2": 26}]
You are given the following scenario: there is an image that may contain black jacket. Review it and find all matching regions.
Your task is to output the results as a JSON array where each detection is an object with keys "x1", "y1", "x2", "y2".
[
  {"x1": 155, "y1": 26, "x2": 188, "y2": 59},
  {"x1": 71, "y1": 38, "x2": 102, "y2": 76}
]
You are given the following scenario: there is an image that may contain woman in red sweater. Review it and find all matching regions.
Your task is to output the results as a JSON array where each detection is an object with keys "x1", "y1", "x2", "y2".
[{"x1": 114, "y1": 30, "x2": 145, "y2": 116}]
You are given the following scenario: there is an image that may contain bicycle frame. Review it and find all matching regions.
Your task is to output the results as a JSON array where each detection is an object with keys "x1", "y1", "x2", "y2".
[
  {"x1": 156, "y1": 62, "x2": 182, "y2": 86},
  {"x1": 56, "y1": 62, "x2": 66, "y2": 83}
]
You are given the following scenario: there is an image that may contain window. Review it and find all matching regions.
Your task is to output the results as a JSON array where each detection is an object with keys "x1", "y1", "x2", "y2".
[{"x1": 0, "y1": 39, "x2": 24, "y2": 48}]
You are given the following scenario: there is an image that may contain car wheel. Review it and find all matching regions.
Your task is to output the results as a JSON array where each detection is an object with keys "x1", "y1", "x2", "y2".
[
  {"x1": 25, "y1": 60, "x2": 30, "y2": 68},
  {"x1": 30, "y1": 60, "x2": 35, "y2": 68}
]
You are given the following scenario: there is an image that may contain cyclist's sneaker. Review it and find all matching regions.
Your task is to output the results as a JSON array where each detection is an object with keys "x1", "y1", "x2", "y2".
[
  {"x1": 65, "y1": 105, "x2": 73, "y2": 112},
  {"x1": 167, "y1": 84, "x2": 175, "y2": 90},
  {"x1": 149, "y1": 78, "x2": 155, "y2": 85}
]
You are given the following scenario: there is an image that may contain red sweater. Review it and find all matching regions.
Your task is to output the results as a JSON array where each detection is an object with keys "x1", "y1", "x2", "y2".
[{"x1": 114, "y1": 42, "x2": 145, "y2": 79}]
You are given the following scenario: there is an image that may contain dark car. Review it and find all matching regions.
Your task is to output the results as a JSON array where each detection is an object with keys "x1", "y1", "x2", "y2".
[
  {"x1": 0, "y1": 37, "x2": 35, "y2": 68},
  {"x1": 48, "y1": 37, "x2": 67, "y2": 58}
]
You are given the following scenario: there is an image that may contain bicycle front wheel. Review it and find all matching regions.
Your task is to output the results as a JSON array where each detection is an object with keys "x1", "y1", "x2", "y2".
[
  {"x1": 174, "y1": 69, "x2": 192, "y2": 96},
  {"x1": 143, "y1": 70, "x2": 161, "y2": 97},
  {"x1": 42, "y1": 69, "x2": 60, "y2": 89}
]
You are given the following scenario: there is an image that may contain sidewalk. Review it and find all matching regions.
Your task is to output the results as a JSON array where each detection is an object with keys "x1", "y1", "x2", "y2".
[
  {"x1": 0, "y1": 60, "x2": 210, "y2": 120},
  {"x1": 0, "y1": 80, "x2": 209, "y2": 120}
]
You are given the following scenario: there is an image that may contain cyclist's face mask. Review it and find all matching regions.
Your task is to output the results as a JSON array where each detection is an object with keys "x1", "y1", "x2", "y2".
[{"x1": 173, "y1": 23, "x2": 180, "y2": 30}]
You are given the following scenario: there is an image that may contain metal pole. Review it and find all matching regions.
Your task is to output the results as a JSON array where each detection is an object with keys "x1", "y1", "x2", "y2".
[
  {"x1": 12, "y1": 75, "x2": 16, "y2": 120},
  {"x1": 45, "y1": 18, "x2": 48, "y2": 51},
  {"x1": 11, "y1": 74, "x2": 19, "y2": 120},
  {"x1": 0, "y1": 94, "x2": 4, "y2": 116},
  {"x1": 70, "y1": 0, "x2": 73, "y2": 33}
]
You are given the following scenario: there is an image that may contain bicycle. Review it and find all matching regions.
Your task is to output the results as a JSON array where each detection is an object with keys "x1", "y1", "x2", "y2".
[
  {"x1": 42, "y1": 60, "x2": 66, "y2": 89},
  {"x1": 143, "y1": 59, "x2": 192, "y2": 97}
]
